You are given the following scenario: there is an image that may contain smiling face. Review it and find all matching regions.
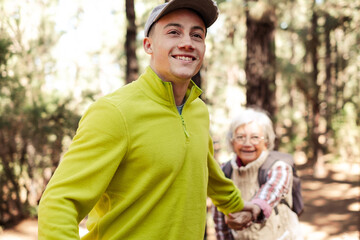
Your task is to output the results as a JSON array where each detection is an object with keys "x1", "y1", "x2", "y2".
[
  {"x1": 143, "y1": 9, "x2": 206, "y2": 84},
  {"x1": 232, "y1": 122, "x2": 268, "y2": 166}
]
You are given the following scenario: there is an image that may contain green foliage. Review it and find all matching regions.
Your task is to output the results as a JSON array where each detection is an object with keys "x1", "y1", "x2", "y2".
[
  {"x1": 0, "y1": 32, "x2": 82, "y2": 226},
  {"x1": 331, "y1": 103, "x2": 360, "y2": 162},
  {"x1": 0, "y1": 38, "x2": 11, "y2": 66},
  {"x1": 0, "y1": 1, "x2": 83, "y2": 227}
]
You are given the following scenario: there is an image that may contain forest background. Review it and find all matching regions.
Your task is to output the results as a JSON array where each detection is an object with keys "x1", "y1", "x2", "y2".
[{"x1": 0, "y1": 0, "x2": 359, "y2": 233}]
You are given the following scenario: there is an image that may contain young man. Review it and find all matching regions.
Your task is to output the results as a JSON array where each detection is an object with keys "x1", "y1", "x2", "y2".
[{"x1": 38, "y1": 0, "x2": 259, "y2": 239}]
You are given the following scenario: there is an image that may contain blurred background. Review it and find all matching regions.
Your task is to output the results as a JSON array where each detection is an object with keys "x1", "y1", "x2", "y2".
[{"x1": 0, "y1": 0, "x2": 359, "y2": 239}]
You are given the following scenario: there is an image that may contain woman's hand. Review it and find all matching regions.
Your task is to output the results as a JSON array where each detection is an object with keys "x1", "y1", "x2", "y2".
[{"x1": 242, "y1": 201, "x2": 262, "y2": 220}]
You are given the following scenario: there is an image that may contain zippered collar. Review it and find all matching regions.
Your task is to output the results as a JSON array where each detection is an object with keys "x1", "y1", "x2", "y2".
[{"x1": 136, "y1": 66, "x2": 203, "y2": 107}]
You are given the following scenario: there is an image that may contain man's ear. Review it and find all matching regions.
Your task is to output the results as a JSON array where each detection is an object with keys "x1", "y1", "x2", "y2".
[{"x1": 143, "y1": 37, "x2": 153, "y2": 55}]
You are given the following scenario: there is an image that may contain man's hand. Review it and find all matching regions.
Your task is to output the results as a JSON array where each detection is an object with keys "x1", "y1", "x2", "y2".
[
  {"x1": 225, "y1": 211, "x2": 253, "y2": 230},
  {"x1": 225, "y1": 202, "x2": 262, "y2": 230}
]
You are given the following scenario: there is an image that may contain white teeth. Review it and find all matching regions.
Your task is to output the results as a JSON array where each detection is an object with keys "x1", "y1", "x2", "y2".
[{"x1": 176, "y1": 56, "x2": 193, "y2": 61}]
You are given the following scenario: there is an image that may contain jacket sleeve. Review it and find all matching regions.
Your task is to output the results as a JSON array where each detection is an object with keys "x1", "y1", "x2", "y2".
[
  {"x1": 38, "y1": 98, "x2": 129, "y2": 239},
  {"x1": 207, "y1": 136, "x2": 244, "y2": 215},
  {"x1": 252, "y1": 161, "x2": 292, "y2": 219}
]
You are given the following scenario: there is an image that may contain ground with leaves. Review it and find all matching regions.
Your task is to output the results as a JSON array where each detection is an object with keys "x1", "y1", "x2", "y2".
[{"x1": 0, "y1": 163, "x2": 359, "y2": 240}]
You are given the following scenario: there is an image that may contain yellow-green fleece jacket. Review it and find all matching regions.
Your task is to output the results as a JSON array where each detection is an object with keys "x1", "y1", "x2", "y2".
[{"x1": 38, "y1": 67, "x2": 244, "y2": 240}]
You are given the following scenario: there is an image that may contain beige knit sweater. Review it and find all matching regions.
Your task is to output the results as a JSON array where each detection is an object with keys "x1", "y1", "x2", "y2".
[{"x1": 230, "y1": 151, "x2": 303, "y2": 240}]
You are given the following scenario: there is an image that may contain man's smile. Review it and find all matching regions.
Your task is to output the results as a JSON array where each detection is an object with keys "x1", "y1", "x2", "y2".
[{"x1": 172, "y1": 55, "x2": 196, "y2": 61}]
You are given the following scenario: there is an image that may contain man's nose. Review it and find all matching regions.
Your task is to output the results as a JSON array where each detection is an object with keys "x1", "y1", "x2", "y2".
[{"x1": 178, "y1": 35, "x2": 195, "y2": 50}]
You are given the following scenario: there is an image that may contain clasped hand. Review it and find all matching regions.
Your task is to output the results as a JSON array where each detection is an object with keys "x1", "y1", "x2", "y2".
[{"x1": 225, "y1": 202, "x2": 261, "y2": 230}]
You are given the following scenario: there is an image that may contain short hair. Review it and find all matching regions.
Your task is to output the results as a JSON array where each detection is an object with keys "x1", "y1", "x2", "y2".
[{"x1": 227, "y1": 107, "x2": 276, "y2": 150}]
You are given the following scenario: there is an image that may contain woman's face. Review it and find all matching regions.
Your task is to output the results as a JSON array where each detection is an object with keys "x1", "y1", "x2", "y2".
[{"x1": 232, "y1": 122, "x2": 268, "y2": 165}]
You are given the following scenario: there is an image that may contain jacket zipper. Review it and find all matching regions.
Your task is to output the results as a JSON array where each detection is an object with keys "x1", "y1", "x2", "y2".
[
  {"x1": 165, "y1": 81, "x2": 193, "y2": 138},
  {"x1": 180, "y1": 115, "x2": 189, "y2": 138}
]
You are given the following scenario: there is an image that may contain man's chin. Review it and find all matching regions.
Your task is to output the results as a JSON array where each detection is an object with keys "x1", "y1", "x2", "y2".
[{"x1": 172, "y1": 67, "x2": 199, "y2": 79}]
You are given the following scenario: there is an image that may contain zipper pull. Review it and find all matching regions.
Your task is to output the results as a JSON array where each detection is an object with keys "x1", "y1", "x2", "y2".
[{"x1": 180, "y1": 115, "x2": 190, "y2": 138}]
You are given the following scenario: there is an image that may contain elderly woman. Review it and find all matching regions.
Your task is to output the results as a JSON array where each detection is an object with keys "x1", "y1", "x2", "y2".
[{"x1": 213, "y1": 107, "x2": 302, "y2": 240}]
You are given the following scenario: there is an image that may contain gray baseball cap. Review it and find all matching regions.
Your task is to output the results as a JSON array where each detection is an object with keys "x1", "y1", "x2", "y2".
[{"x1": 144, "y1": 0, "x2": 219, "y2": 37}]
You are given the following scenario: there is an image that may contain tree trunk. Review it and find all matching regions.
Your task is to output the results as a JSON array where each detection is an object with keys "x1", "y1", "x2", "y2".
[
  {"x1": 245, "y1": 1, "x2": 277, "y2": 118},
  {"x1": 308, "y1": 6, "x2": 323, "y2": 170},
  {"x1": 125, "y1": 0, "x2": 138, "y2": 83},
  {"x1": 324, "y1": 13, "x2": 333, "y2": 144}
]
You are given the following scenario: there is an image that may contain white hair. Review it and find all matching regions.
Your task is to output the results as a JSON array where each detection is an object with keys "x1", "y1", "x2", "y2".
[{"x1": 227, "y1": 107, "x2": 276, "y2": 150}]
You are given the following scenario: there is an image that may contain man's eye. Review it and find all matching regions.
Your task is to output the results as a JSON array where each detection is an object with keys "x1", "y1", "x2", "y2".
[
  {"x1": 168, "y1": 30, "x2": 179, "y2": 35},
  {"x1": 192, "y1": 33, "x2": 203, "y2": 39}
]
